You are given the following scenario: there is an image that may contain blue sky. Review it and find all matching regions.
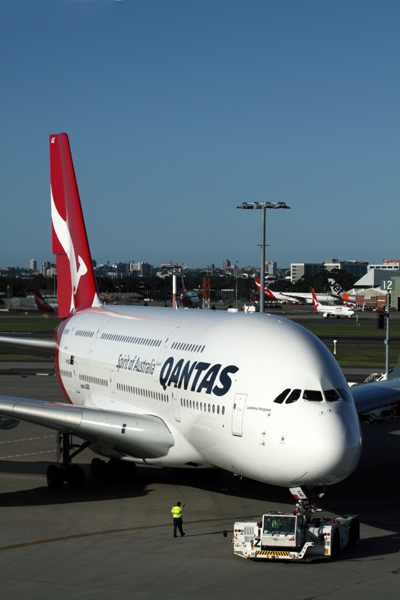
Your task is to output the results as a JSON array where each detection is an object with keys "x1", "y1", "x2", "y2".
[{"x1": 1, "y1": 0, "x2": 400, "y2": 271}]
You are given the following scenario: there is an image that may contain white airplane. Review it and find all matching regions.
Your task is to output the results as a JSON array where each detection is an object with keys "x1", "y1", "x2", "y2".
[
  {"x1": 312, "y1": 289, "x2": 355, "y2": 319},
  {"x1": 255, "y1": 279, "x2": 338, "y2": 305},
  {"x1": 0, "y1": 134, "x2": 398, "y2": 498},
  {"x1": 328, "y1": 278, "x2": 357, "y2": 306}
]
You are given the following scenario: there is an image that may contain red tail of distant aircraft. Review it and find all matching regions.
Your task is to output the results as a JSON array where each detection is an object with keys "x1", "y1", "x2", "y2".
[
  {"x1": 33, "y1": 286, "x2": 56, "y2": 314},
  {"x1": 254, "y1": 278, "x2": 279, "y2": 300}
]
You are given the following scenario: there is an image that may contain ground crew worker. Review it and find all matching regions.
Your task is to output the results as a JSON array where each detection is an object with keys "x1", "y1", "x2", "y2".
[{"x1": 171, "y1": 501, "x2": 185, "y2": 538}]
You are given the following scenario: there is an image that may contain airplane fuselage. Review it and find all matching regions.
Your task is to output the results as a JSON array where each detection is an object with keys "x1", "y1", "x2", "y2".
[{"x1": 55, "y1": 306, "x2": 362, "y2": 489}]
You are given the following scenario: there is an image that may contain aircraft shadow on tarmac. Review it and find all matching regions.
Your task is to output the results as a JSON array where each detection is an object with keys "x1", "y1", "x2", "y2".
[{"x1": 0, "y1": 420, "x2": 399, "y2": 560}]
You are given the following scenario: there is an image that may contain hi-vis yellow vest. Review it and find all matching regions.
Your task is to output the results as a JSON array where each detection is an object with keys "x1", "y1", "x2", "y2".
[{"x1": 172, "y1": 506, "x2": 182, "y2": 518}]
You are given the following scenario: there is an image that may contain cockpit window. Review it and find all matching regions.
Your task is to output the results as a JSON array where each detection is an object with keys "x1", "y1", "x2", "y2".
[
  {"x1": 274, "y1": 389, "x2": 290, "y2": 404},
  {"x1": 286, "y1": 389, "x2": 301, "y2": 404},
  {"x1": 337, "y1": 386, "x2": 353, "y2": 403},
  {"x1": 303, "y1": 390, "x2": 323, "y2": 401},
  {"x1": 324, "y1": 389, "x2": 341, "y2": 402}
]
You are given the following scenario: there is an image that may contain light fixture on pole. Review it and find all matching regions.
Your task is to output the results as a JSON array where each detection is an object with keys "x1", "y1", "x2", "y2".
[{"x1": 237, "y1": 201, "x2": 290, "y2": 313}]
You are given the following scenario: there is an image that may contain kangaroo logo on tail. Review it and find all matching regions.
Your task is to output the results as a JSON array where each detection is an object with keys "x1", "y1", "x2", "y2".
[
  {"x1": 50, "y1": 134, "x2": 101, "y2": 319},
  {"x1": 311, "y1": 289, "x2": 319, "y2": 312}
]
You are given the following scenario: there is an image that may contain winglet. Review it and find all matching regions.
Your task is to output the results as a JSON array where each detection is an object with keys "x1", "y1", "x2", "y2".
[{"x1": 50, "y1": 134, "x2": 102, "y2": 318}]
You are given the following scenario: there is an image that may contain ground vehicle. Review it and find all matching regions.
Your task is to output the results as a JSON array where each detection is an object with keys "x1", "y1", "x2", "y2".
[
  {"x1": 360, "y1": 405, "x2": 391, "y2": 423},
  {"x1": 232, "y1": 488, "x2": 359, "y2": 561}
]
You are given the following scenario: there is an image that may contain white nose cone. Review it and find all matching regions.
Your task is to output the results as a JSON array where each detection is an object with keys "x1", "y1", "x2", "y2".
[{"x1": 306, "y1": 411, "x2": 362, "y2": 485}]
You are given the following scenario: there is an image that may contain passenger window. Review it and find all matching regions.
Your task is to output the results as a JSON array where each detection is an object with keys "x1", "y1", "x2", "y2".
[
  {"x1": 286, "y1": 389, "x2": 301, "y2": 404},
  {"x1": 274, "y1": 389, "x2": 290, "y2": 404},
  {"x1": 303, "y1": 390, "x2": 323, "y2": 401},
  {"x1": 324, "y1": 389, "x2": 341, "y2": 402},
  {"x1": 222, "y1": 406, "x2": 225, "y2": 415}
]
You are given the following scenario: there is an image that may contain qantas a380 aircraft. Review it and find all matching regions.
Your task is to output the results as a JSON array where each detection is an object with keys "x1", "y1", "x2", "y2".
[{"x1": 0, "y1": 134, "x2": 399, "y2": 497}]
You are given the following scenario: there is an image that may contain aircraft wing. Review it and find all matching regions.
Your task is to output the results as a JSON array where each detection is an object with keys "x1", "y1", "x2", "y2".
[
  {"x1": 0, "y1": 335, "x2": 56, "y2": 353},
  {"x1": 0, "y1": 395, "x2": 175, "y2": 459},
  {"x1": 351, "y1": 378, "x2": 400, "y2": 413}
]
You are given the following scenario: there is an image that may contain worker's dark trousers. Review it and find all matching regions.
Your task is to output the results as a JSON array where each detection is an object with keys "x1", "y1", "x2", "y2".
[{"x1": 173, "y1": 517, "x2": 184, "y2": 537}]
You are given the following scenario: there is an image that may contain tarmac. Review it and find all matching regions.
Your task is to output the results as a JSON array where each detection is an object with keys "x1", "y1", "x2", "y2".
[{"x1": 0, "y1": 369, "x2": 399, "y2": 599}]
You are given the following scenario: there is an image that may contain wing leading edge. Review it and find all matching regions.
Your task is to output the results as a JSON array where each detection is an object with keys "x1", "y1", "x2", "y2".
[{"x1": 0, "y1": 395, "x2": 174, "y2": 460}]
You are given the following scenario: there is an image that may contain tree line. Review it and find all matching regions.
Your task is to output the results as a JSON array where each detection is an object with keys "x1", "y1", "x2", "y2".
[{"x1": 0, "y1": 269, "x2": 357, "y2": 304}]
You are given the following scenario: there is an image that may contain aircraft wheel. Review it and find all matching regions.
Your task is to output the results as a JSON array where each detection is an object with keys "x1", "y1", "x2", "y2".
[
  {"x1": 347, "y1": 521, "x2": 359, "y2": 549},
  {"x1": 47, "y1": 465, "x2": 63, "y2": 490},
  {"x1": 121, "y1": 462, "x2": 138, "y2": 485},
  {"x1": 70, "y1": 465, "x2": 85, "y2": 489},
  {"x1": 91, "y1": 458, "x2": 105, "y2": 481},
  {"x1": 97, "y1": 460, "x2": 113, "y2": 484},
  {"x1": 368, "y1": 415, "x2": 376, "y2": 424},
  {"x1": 332, "y1": 529, "x2": 341, "y2": 557}
]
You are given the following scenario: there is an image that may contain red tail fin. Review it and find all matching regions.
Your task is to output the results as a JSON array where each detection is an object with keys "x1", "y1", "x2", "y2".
[
  {"x1": 311, "y1": 289, "x2": 319, "y2": 311},
  {"x1": 255, "y1": 278, "x2": 278, "y2": 300},
  {"x1": 33, "y1": 287, "x2": 54, "y2": 314},
  {"x1": 50, "y1": 134, "x2": 101, "y2": 319}
]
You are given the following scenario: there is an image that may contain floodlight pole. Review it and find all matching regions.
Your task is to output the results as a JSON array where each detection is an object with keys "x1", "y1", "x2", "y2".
[
  {"x1": 237, "y1": 201, "x2": 290, "y2": 313},
  {"x1": 260, "y1": 206, "x2": 266, "y2": 313},
  {"x1": 386, "y1": 292, "x2": 390, "y2": 374}
]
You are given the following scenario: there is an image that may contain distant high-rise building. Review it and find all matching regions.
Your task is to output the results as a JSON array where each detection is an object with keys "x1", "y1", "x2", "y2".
[
  {"x1": 30, "y1": 259, "x2": 37, "y2": 271},
  {"x1": 291, "y1": 263, "x2": 325, "y2": 283},
  {"x1": 265, "y1": 261, "x2": 277, "y2": 276},
  {"x1": 41, "y1": 261, "x2": 51, "y2": 276},
  {"x1": 223, "y1": 259, "x2": 231, "y2": 272}
]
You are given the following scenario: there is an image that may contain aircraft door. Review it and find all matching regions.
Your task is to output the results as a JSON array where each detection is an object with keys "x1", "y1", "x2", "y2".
[
  {"x1": 231, "y1": 393, "x2": 247, "y2": 436},
  {"x1": 153, "y1": 327, "x2": 181, "y2": 382},
  {"x1": 73, "y1": 359, "x2": 80, "y2": 394},
  {"x1": 171, "y1": 391, "x2": 181, "y2": 423},
  {"x1": 110, "y1": 369, "x2": 116, "y2": 402}
]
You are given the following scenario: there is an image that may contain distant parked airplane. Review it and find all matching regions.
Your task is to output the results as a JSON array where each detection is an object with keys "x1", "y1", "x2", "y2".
[
  {"x1": 255, "y1": 279, "x2": 337, "y2": 305},
  {"x1": 312, "y1": 289, "x2": 354, "y2": 319},
  {"x1": 328, "y1": 278, "x2": 356, "y2": 305}
]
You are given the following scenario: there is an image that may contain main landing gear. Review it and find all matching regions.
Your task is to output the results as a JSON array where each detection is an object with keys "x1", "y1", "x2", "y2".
[
  {"x1": 90, "y1": 457, "x2": 137, "y2": 485},
  {"x1": 46, "y1": 432, "x2": 90, "y2": 490},
  {"x1": 46, "y1": 432, "x2": 138, "y2": 489}
]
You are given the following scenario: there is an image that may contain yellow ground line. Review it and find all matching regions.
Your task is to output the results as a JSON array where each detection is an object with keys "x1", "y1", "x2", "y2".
[{"x1": 0, "y1": 515, "x2": 254, "y2": 552}]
